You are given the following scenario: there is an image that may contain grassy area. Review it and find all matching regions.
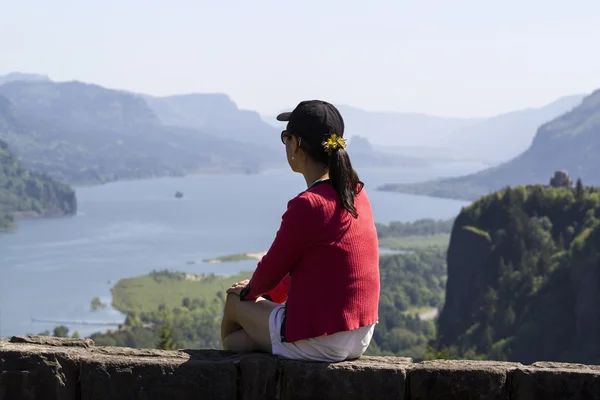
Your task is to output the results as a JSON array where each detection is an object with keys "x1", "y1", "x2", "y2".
[
  {"x1": 401, "y1": 306, "x2": 437, "y2": 317},
  {"x1": 378, "y1": 234, "x2": 450, "y2": 251},
  {"x1": 111, "y1": 270, "x2": 253, "y2": 314},
  {"x1": 202, "y1": 252, "x2": 262, "y2": 263}
]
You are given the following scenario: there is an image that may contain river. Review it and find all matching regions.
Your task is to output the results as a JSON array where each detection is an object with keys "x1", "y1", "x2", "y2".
[{"x1": 0, "y1": 162, "x2": 483, "y2": 337}]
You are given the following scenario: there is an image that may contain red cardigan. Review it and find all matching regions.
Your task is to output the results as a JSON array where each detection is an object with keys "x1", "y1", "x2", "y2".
[{"x1": 240, "y1": 180, "x2": 380, "y2": 343}]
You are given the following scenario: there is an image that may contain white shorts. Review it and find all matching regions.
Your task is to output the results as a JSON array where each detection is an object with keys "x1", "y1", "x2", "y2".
[{"x1": 268, "y1": 305, "x2": 376, "y2": 362}]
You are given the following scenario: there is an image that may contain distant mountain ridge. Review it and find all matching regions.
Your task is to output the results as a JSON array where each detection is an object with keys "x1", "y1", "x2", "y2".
[
  {"x1": 141, "y1": 93, "x2": 280, "y2": 148},
  {"x1": 0, "y1": 72, "x2": 435, "y2": 183},
  {"x1": 264, "y1": 96, "x2": 584, "y2": 165},
  {"x1": 347, "y1": 135, "x2": 428, "y2": 167},
  {"x1": 378, "y1": 89, "x2": 600, "y2": 200},
  {"x1": 0, "y1": 71, "x2": 589, "y2": 186},
  {"x1": 0, "y1": 72, "x2": 50, "y2": 86},
  {"x1": 0, "y1": 80, "x2": 161, "y2": 130},
  {"x1": 441, "y1": 94, "x2": 585, "y2": 162},
  {"x1": 0, "y1": 79, "x2": 280, "y2": 184},
  {"x1": 337, "y1": 105, "x2": 480, "y2": 147}
]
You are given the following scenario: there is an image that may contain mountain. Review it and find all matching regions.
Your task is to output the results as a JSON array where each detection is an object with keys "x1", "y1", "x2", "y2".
[
  {"x1": 378, "y1": 89, "x2": 600, "y2": 200},
  {"x1": 143, "y1": 95, "x2": 429, "y2": 168},
  {"x1": 0, "y1": 80, "x2": 280, "y2": 184},
  {"x1": 436, "y1": 184, "x2": 600, "y2": 364},
  {"x1": 269, "y1": 97, "x2": 584, "y2": 164},
  {"x1": 441, "y1": 94, "x2": 585, "y2": 163},
  {"x1": 1, "y1": 72, "x2": 586, "y2": 183},
  {"x1": 0, "y1": 139, "x2": 76, "y2": 231},
  {"x1": 333, "y1": 105, "x2": 480, "y2": 147},
  {"x1": 339, "y1": 98, "x2": 585, "y2": 164},
  {"x1": 0, "y1": 72, "x2": 50, "y2": 86},
  {"x1": 141, "y1": 94, "x2": 280, "y2": 148},
  {"x1": 348, "y1": 135, "x2": 428, "y2": 167}
]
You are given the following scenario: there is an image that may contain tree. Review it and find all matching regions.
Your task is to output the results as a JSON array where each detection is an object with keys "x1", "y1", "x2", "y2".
[
  {"x1": 91, "y1": 296, "x2": 107, "y2": 311},
  {"x1": 576, "y1": 178, "x2": 584, "y2": 200},
  {"x1": 53, "y1": 325, "x2": 69, "y2": 337},
  {"x1": 182, "y1": 297, "x2": 190, "y2": 308},
  {"x1": 156, "y1": 308, "x2": 178, "y2": 350},
  {"x1": 156, "y1": 323, "x2": 177, "y2": 350}
]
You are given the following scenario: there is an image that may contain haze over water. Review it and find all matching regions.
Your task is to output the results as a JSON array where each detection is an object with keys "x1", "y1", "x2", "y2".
[{"x1": 0, "y1": 163, "x2": 483, "y2": 337}]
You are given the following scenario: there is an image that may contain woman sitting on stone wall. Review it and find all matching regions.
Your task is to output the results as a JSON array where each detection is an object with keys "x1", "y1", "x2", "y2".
[{"x1": 220, "y1": 100, "x2": 380, "y2": 362}]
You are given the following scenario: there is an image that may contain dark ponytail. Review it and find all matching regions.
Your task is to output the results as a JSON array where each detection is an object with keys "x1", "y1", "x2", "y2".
[
  {"x1": 328, "y1": 148, "x2": 363, "y2": 218},
  {"x1": 295, "y1": 123, "x2": 363, "y2": 218}
]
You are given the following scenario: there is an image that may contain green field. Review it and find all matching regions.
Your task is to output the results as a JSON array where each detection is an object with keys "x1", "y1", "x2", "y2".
[
  {"x1": 202, "y1": 253, "x2": 257, "y2": 263},
  {"x1": 378, "y1": 234, "x2": 450, "y2": 251},
  {"x1": 401, "y1": 306, "x2": 437, "y2": 317},
  {"x1": 111, "y1": 270, "x2": 253, "y2": 314}
]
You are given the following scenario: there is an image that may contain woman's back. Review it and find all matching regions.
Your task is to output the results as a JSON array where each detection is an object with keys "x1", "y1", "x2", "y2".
[{"x1": 268, "y1": 180, "x2": 380, "y2": 343}]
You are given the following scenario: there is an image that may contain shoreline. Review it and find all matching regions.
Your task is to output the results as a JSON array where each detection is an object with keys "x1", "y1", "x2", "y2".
[
  {"x1": 1, "y1": 210, "x2": 77, "y2": 233},
  {"x1": 69, "y1": 165, "x2": 288, "y2": 189},
  {"x1": 203, "y1": 247, "x2": 412, "y2": 264},
  {"x1": 202, "y1": 251, "x2": 267, "y2": 264},
  {"x1": 11, "y1": 210, "x2": 75, "y2": 220}
]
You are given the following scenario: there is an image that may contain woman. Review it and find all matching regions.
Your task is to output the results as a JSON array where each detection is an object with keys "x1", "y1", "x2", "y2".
[{"x1": 221, "y1": 100, "x2": 380, "y2": 362}]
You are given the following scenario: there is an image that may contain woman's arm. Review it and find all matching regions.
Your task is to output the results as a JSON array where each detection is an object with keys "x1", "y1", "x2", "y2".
[{"x1": 240, "y1": 195, "x2": 317, "y2": 301}]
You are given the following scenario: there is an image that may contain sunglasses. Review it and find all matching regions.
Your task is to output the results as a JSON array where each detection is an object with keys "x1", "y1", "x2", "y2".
[
  {"x1": 280, "y1": 130, "x2": 291, "y2": 144},
  {"x1": 281, "y1": 131, "x2": 306, "y2": 149}
]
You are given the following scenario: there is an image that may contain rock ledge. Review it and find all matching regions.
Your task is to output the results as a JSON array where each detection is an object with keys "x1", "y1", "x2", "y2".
[{"x1": 1, "y1": 336, "x2": 599, "y2": 399}]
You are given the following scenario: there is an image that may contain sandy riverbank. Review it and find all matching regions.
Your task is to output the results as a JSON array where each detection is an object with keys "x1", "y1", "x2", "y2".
[{"x1": 202, "y1": 251, "x2": 267, "y2": 264}]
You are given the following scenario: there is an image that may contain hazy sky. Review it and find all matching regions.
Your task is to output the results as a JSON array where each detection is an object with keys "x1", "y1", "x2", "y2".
[{"x1": 2, "y1": 0, "x2": 599, "y2": 117}]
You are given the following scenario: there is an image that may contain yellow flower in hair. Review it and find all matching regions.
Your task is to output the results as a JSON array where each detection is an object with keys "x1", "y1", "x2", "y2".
[{"x1": 322, "y1": 133, "x2": 347, "y2": 156}]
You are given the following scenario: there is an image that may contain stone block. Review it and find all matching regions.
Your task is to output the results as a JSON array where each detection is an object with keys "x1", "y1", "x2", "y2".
[
  {"x1": 407, "y1": 360, "x2": 519, "y2": 400},
  {"x1": 238, "y1": 353, "x2": 279, "y2": 400},
  {"x1": 0, "y1": 347, "x2": 78, "y2": 400},
  {"x1": 278, "y1": 356, "x2": 409, "y2": 400},
  {"x1": 80, "y1": 349, "x2": 238, "y2": 400},
  {"x1": 511, "y1": 363, "x2": 600, "y2": 400}
]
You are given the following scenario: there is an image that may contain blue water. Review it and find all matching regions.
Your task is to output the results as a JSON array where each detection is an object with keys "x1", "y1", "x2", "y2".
[{"x1": 0, "y1": 162, "x2": 483, "y2": 337}]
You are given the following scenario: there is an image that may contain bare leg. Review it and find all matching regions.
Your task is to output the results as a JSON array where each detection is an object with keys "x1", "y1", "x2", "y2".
[
  {"x1": 220, "y1": 301, "x2": 243, "y2": 343},
  {"x1": 222, "y1": 330, "x2": 262, "y2": 352},
  {"x1": 220, "y1": 293, "x2": 279, "y2": 352}
]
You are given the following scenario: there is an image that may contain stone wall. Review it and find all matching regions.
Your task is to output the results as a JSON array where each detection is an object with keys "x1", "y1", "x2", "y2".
[{"x1": 1, "y1": 336, "x2": 600, "y2": 399}]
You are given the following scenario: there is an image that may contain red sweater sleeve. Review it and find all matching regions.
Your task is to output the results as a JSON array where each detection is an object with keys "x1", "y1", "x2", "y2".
[
  {"x1": 264, "y1": 275, "x2": 290, "y2": 304},
  {"x1": 241, "y1": 195, "x2": 317, "y2": 301}
]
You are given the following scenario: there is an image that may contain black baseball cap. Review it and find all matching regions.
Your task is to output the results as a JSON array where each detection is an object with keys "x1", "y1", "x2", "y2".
[{"x1": 276, "y1": 100, "x2": 345, "y2": 146}]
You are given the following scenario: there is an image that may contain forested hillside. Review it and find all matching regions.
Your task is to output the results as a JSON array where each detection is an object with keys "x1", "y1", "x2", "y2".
[
  {"x1": 368, "y1": 248, "x2": 446, "y2": 358},
  {"x1": 375, "y1": 218, "x2": 454, "y2": 251},
  {"x1": 0, "y1": 139, "x2": 76, "y2": 231},
  {"x1": 437, "y1": 183, "x2": 600, "y2": 364}
]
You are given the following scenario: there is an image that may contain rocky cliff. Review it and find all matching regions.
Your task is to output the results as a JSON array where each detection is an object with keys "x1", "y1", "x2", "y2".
[
  {"x1": 437, "y1": 184, "x2": 600, "y2": 364},
  {"x1": 1, "y1": 336, "x2": 600, "y2": 399}
]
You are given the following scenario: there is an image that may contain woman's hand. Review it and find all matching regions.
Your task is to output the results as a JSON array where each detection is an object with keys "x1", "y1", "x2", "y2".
[{"x1": 226, "y1": 279, "x2": 250, "y2": 296}]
